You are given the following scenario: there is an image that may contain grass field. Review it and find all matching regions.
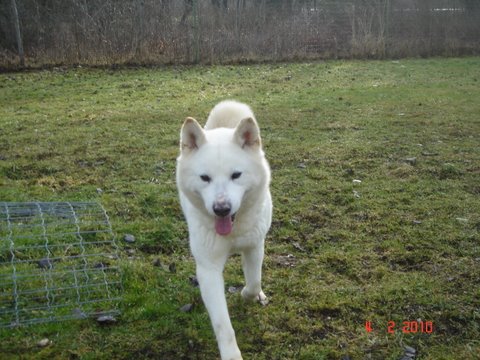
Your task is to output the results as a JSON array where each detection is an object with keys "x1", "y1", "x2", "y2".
[{"x1": 0, "y1": 58, "x2": 479, "y2": 359}]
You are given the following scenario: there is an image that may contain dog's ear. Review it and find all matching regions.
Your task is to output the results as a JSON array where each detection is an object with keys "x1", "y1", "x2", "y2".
[
  {"x1": 181, "y1": 117, "x2": 206, "y2": 152},
  {"x1": 234, "y1": 117, "x2": 261, "y2": 150}
]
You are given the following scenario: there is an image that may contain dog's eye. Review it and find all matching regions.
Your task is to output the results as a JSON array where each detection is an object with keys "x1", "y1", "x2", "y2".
[
  {"x1": 231, "y1": 172, "x2": 242, "y2": 180},
  {"x1": 200, "y1": 175, "x2": 211, "y2": 183}
]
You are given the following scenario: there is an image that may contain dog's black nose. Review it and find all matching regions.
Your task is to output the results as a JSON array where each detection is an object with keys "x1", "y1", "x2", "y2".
[{"x1": 213, "y1": 203, "x2": 231, "y2": 217}]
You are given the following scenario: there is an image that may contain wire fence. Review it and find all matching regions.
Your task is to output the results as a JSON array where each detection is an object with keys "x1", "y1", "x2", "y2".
[
  {"x1": 1, "y1": 0, "x2": 479, "y2": 68},
  {"x1": 0, "y1": 202, "x2": 122, "y2": 328}
]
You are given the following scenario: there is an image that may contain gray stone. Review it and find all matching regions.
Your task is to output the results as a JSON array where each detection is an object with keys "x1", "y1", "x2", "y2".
[
  {"x1": 404, "y1": 345, "x2": 416, "y2": 355},
  {"x1": 123, "y1": 234, "x2": 135, "y2": 243},
  {"x1": 152, "y1": 258, "x2": 162, "y2": 267},
  {"x1": 37, "y1": 258, "x2": 53, "y2": 269},
  {"x1": 97, "y1": 315, "x2": 117, "y2": 324},
  {"x1": 228, "y1": 286, "x2": 240, "y2": 294},
  {"x1": 179, "y1": 304, "x2": 193, "y2": 313},
  {"x1": 404, "y1": 157, "x2": 417, "y2": 166},
  {"x1": 37, "y1": 338, "x2": 51, "y2": 347},
  {"x1": 189, "y1": 275, "x2": 199, "y2": 287}
]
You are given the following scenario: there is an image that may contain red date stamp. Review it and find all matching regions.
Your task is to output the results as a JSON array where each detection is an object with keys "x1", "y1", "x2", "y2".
[{"x1": 365, "y1": 320, "x2": 434, "y2": 334}]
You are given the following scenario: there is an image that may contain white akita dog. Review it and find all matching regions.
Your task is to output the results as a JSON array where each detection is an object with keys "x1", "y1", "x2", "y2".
[{"x1": 176, "y1": 100, "x2": 272, "y2": 360}]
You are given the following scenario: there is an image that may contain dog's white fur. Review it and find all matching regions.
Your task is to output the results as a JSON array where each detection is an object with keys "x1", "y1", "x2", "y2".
[{"x1": 176, "y1": 100, "x2": 272, "y2": 360}]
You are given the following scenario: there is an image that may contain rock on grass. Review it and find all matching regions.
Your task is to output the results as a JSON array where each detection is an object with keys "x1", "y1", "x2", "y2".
[
  {"x1": 179, "y1": 304, "x2": 194, "y2": 313},
  {"x1": 123, "y1": 234, "x2": 135, "y2": 243},
  {"x1": 97, "y1": 315, "x2": 117, "y2": 324},
  {"x1": 37, "y1": 338, "x2": 51, "y2": 347}
]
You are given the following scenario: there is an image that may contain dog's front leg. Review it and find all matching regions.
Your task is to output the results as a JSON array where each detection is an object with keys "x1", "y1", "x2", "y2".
[
  {"x1": 241, "y1": 245, "x2": 268, "y2": 304},
  {"x1": 196, "y1": 264, "x2": 242, "y2": 360}
]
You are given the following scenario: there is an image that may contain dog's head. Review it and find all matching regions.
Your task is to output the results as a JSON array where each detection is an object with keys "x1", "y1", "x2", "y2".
[{"x1": 177, "y1": 117, "x2": 268, "y2": 236}]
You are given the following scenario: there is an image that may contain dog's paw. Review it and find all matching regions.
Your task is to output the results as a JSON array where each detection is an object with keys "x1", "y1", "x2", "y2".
[
  {"x1": 241, "y1": 288, "x2": 269, "y2": 306},
  {"x1": 257, "y1": 291, "x2": 269, "y2": 306}
]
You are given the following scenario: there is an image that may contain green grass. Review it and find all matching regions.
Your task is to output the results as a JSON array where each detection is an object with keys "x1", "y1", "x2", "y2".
[{"x1": 1, "y1": 58, "x2": 479, "y2": 359}]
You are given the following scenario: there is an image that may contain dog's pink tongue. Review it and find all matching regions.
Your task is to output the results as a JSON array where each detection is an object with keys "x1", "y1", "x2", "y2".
[{"x1": 215, "y1": 216, "x2": 233, "y2": 236}]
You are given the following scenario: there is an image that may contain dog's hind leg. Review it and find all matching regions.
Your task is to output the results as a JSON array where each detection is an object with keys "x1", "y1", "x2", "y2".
[{"x1": 196, "y1": 264, "x2": 242, "y2": 360}]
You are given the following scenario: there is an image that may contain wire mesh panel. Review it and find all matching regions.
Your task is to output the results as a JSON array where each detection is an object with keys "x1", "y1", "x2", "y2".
[{"x1": 0, "y1": 202, "x2": 122, "y2": 327}]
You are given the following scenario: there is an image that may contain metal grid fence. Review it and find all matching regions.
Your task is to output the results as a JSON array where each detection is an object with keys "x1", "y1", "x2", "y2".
[{"x1": 0, "y1": 202, "x2": 122, "y2": 327}]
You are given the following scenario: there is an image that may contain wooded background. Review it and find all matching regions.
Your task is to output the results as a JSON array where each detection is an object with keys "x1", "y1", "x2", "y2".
[{"x1": 1, "y1": 0, "x2": 479, "y2": 68}]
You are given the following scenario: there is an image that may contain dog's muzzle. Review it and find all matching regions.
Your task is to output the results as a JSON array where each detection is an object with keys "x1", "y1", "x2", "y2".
[
  {"x1": 213, "y1": 202, "x2": 231, "y2": 217},
  {"x1": 213, "y1": 201, "x2": 235, "y2": 236}
]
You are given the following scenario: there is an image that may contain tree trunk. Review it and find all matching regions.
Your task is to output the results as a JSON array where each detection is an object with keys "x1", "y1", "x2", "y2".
[{"x1": 11, "y1": 0, "x2": 25, "y2": 67}]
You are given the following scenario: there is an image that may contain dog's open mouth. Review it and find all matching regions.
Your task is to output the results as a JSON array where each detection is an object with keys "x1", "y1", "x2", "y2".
[{"x1": 215, "y1": 213, "x2": 236, "y2": 236}]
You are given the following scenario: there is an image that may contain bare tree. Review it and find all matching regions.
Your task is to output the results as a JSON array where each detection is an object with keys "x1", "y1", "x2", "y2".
[{"x1": 10, "y1": 0, "x2": 24, "y2": 66}]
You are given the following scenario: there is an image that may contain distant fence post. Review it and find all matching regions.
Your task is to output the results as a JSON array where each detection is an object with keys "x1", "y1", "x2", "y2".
[
  {"x1": 385, "y1": 0, "x2": 391, "y2": 57},
  {"x1": 192, "y1": 0, "x2": 200, "y2": 63},
  {"x1": 11, "y1": 0, "x2": 25, "y2": 67}
]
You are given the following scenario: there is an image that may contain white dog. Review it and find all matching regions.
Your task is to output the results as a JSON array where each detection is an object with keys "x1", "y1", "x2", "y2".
[{"x1": 176, "y1": 100, "x2": 272, "y2": 360}]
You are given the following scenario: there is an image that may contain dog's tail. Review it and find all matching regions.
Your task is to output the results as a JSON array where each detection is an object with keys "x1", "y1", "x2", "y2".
[{"x1": 204, "y1": 100, "x2": 255, "y2": 130}]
